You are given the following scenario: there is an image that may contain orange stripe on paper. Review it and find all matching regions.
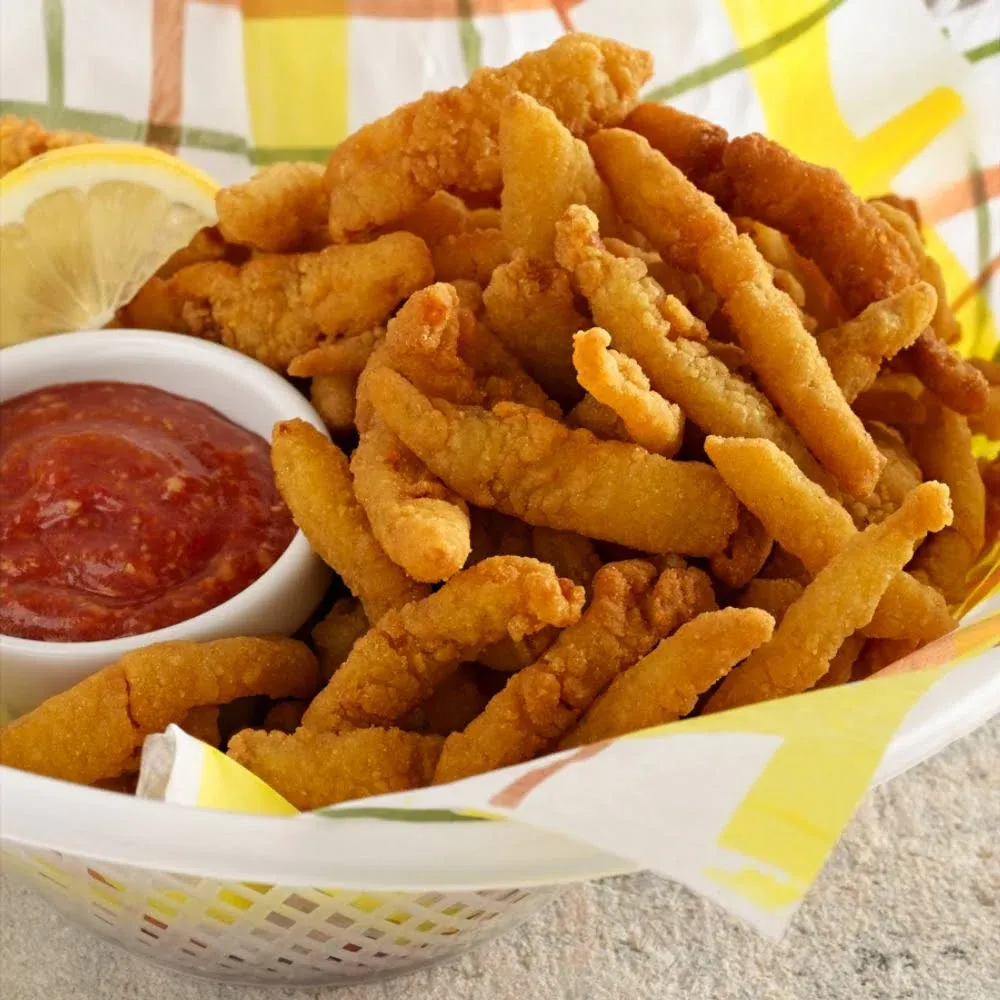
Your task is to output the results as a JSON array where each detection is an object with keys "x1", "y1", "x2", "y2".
[
  {"x1": 952, "y1": 254, "x2": 1000, "y2": 313},
  {"x1": 875, "y1": 611, "x2": 1000, "y2": 679},
  {"x1": 149, "y1": 0, "x2": 186, "y2": 153},
  {"x1": 489, "y1": 742, "x2": 606, "y2": 809},
  {"x1": 242, "y1": 0, "x2": 567, "y2": 15},
  {"x1": 920, "y1": 164, "x2": 1000, "y2": 225}
]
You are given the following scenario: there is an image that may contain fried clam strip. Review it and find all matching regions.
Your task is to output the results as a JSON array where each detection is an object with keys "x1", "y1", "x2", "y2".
[
  {"x1": 736, "y1": 577, "x2": 804, "y2": 620},
  {"x1": 530, "y1": 527, "x2": 602, "y2": 589},
  {"x1": 430, "y1": 227, "x2": 510, "y2": 285},
  {"x1": 301, "y1": 556, "x2": 584, "y2": 733},
  {"x1": 288, "y1": 327, "x2": 383, "y2": 378},
  {"x1": 968, "y1": 358, "x2": 1000, "y2": 439},
  {"x1": 228, "y1": 728, "x2": 443, "y2": 811},
  {"x1": 351, "y1": 421, "x2": 471, "y2": 583},
  {"x1": 722, "y1": 134, "x2": 988, "y2": 417},
  {"x1": 325, "y1": 34, "x2": 653, "y2": 238},
  {"x1": 367, "y1": 367, "x2": 738, "y2": 556},
  {"x1": 500, "y1": 92, "x2": 620, "y2": 260},
  {"x1": 0, "y1": 114, "x2": 99, "y2": 176},
  {"x1": 553, "y1": 205, "x2": 825, "y2": 482},
  {"x1": 572, "y1": 327, "x2": 684, "y2": 457},
  {"x1": 404, "y1": 665, "x2": 490, "y2": 736},
  {"x1": 590, "y1": 129, "x2": 881, "y2": 498},
  {"x1": 705, "y1": 436, "x2": 953, "y2": 641},
  {"x1": 854, "y1": 373, "x2": 929, "y2": 428},
  {"x1": 860, "y1": 422, "x2": 923, "y2": 525},
  {"x1": 121, "y1": 232, "x2": 433, "y2": 371},
  {"x1": 562, "y1": 607, "x2": 774, "y2": 748},
  {"x1": 271, "y1": 419, "x2": 429, "y2": 622},
  {"x1": 704, "y1": 482, "x2": 952, "y2": 713},
  {"x1": 216, "y1": 162, "x2": 328, "y2": 253},
  {"x1": 0, "y1": 638, "x2": 318, "y2": 785},
  {"x1": 434, "y1": 561, "x2": 715, "y2": 783},
  {"x1": 310, "y1": 374, "x2": 357, "y2": 434},
  {"x1": 312, "y1": 598, "x2": 369, "y2": 680},
  {"x1": 483, "y1": 252, "x2": 588, "y2": 404},
  {"x1": 906, "y1": 397, "x2": 986, "y2": 601},
  {"x1": 816, "y1": 282, "x2": 936, "y2": 402},
  {"x1": 709, "y1": 508, "x2": 773, "y2": 590},
  {"x1": 567, "y1": 392, "x2": 633, "y2": 442}
]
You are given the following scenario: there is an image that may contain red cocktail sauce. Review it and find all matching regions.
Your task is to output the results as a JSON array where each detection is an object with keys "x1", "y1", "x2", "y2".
[{"x1": 0, "y1": 381, "x2": 295, "y2": 642}]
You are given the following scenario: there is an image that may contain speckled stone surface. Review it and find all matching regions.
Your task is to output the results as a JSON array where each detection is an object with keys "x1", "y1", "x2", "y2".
[{"x1": 1, "y1": 716, "x2": 997, "y2": 999}]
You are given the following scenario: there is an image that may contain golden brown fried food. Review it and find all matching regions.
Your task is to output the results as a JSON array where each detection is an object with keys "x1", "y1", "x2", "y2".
[
  {"x1": 216, "y1": 162, "x2": 328, "y2": 253},
  {"x1": 271, "y1": 419, "x2": 429, "y2": 621},
  {"x1": 179, "y1": 705, "x2": 222, "y2": 747},
  {"x1": 705, "y1": 436, "x2": 952, "y2": 641},
  {"x1": 324, "y1": 34, "x2": 653, "y2": 239},
  {"x1": 590, "y1": 129, "x2": 881, "y2": 498},
  {"x1": 572, "y1": 328, "x2": 685, "y2": 457},
  {"x1": 288, "y1": 327, "x2": 384, "y2": 378},
  {"x1": 554, "y1": 205, "x2": 827, "y2": 483},
  {"x1": 499, "y1": 92, "x2": 619, "y2": 259},
  {"x1": 530, "y1": 527, "x2": 602, "y2": 589},
  {"x1": 622, "y1": 103, "x2": 729, "y2": 195},
  {"x1": 312, "y1": 597, "x2": 369, "y2": 681},
  {"x1": 262, "y1": 700, "x2": 309, "y2": 734},
  {"x1": 567, "y1": 393, "x2": 632, "y2": 442},
  {"x1": 301, "y1": 556, "x2": 583, "y2": 733},
  {"x1": 816, "y1": 283, "x2": 936, "y2": 402},
  {"x1": 980, "y1": 456, "x2": 1000, "y2": 546},
  {"x1": 391, "y1": 190, "x2": 470, "y2": 244},
  {"x1": 482, "y1": 252, "x2": 587, "y2": 403},
  {"x1": 709, "y1": 509, "x2": 773, "y2": 590},
  {"x1": 367, "y1": 367, "x2": 739, "y2": 556},
  {"x1": 562, "y1": 607, "x2": 774, "y2": 747},
  {"x1": 736, "y1": 577, "x2": 804, "y2": 621},
  {"x1": 122, "y1": 232, "x2": 433, "y2": 370},
  {"x1": 228, "y1": 728, "x2": 442, "y2": 811},
  {"x1": 853, "y1": 373, "x2": 929, "y2": 428},
  {"x1": 704, "y1": 482, "x2": 952, "y2": 713},
  {"x1": 814, "y1": 634, "x2": 866, "y2": 689},
  {"x1": 0, "y1": 638, "x2": 317, "y2": 785},
  {"x1": 156, "y1": 227, "x2": 233, "y2": 279},
  {"x1": 0, "y1": 114, "x2": 100, "y2": 176},
  {"x1": 434, "y1": 561, "x2": 715, "y2": 783},
  {"x1": 430, "y1": 227, "x2": 510, "y2": 284},
  {"x1": 309, "y1": 373, "x2": 357, "y2": 433},
  {"x1": 351, "y1": 421, "x2": 471, "y2": 583},
  {"x1": 403, "y1": 666, "x2": 490, "y2": 736}
]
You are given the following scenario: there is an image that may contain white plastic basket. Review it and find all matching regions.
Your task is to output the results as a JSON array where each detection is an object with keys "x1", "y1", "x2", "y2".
[{"x1": 3, "y1": 643, "x2": 999, "y2": 987}]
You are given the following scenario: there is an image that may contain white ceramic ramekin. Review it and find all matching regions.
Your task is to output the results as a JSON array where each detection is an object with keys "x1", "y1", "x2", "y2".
[{"x1": 0, "y1": 330, "x2": 331, "y2": 717}]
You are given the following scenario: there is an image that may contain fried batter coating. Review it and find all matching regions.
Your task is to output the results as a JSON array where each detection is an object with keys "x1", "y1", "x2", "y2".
[
  {"x1": 590, "y1": 129, "x2": 881, "y2": 497},
  {"x1": 228, "y1": 728, "x2": 442, "y2": 811},
  {"x1": 530, "y1": 527, "x2": 602, "y2": 589},
  {"x1": 310, "y1": 373, "x2": 357, "y2": 433},
  {"x1": 814, "y1": 634, "x2": 866, "y2": 690},
  {"x1": 312, "y1": 598, "x2": 369, "y2": 681},
  {"x1": 562, "y1": 607, "x2": 774, "y2": 747},
  {"x1": 816, "y1": 283, "x2": 936, "y2": 402},
  {"x1": 288, "y1": 327, "x2": 383, "y2": 378},
  {"x1": 622, "y1": 103, "x2": 729, "y2": 194},
  {"x1": 500, "y1": 92, "x2": 619, "y2": 259},
  {"x1": 705, "y1": 436, "x2": 952, "y2": 641},
  {"x1": 179, "y1": 705, "x2": 222, "y2": 747},
  {"x1": 403, "y1": 666, "x2": 490, "y2": 736},
  {"x1": 271, "y1": 419, "x2": 429, "y2": 621},
  {"x1": 430, "y1": 227, "x2": 510, "y2": 284},
  {"x1": 0, "y1": 115, "x2": 100, "y2": 176},
  {"x1": 854, "y1": 373, "x2": 929, "y2": 428},
  {"x1": 483, "y1": 252, "x2": 587, "y2": 403},
  {"x1": 0, "y1": 638, "x2": 318, "y2": 785},
  {"x1": 325, "y1": 34, "x2": 653, "y2": 239},
  {"x1": 156, "y1": 227, "x2": 232, "y2": 279},
  {"x1": 554, "y1": 205, "x2": 826, "y2": 483},
  {"x1": 367, "y1": 367, "x2": 739, "y2": 556},
  {"x1": 216, "y1": 162, "x2": 328, "y2": 252},
  {"x1": 262, "y1": 700, "x2": 309, "y2": 734},
  {"x1": 709, "y1": 508, "x2": 773, "y2": 590},
  {"x1": 567, "y1": 393, "x2": 632, "y2": 442},
  {"x1": 122, "y1": 232, "x2": 432, "y2": 370},
  {"x1": 434, "y1": 561, "x2": 715, "y2": 782},
  {"x1": 704, "y1": 482, "x2": 953, "y2": 713},
  {"x1": 351, "y1": 421, "x2": 472, "y2": 583},
  {"x1": 572, "y1": 327, "x2": 684, "y2": 457},
  {"x1": 860, "y1": 422, "x2": 924, "y2": 524},
  {"x1": 301, "y1": 556, "x2": 584, "y2": 734},
  {"x1": 736, "y1": 577, "x2": 804, "y2": 621},
  {"x1": 391, "y1": 190, "x2": 471, "y2": 244}
]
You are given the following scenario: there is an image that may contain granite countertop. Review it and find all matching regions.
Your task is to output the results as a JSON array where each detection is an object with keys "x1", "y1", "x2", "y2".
[{"x1": 1, "y1": 716, "x2": 996, "y2": 1000}]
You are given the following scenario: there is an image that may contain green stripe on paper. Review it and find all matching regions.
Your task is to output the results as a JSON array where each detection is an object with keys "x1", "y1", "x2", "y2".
[
  {"x1": 42, "y1": 0, "x2": 65, "y2": 111},
  {"x1": 456, "y1": 0, "x2": 483, "y2": 77},
  {"x1": 969, "y1": 161, "x2": 993, "y2": 356},
  {"x1": 249, "y1": 146, "x2": 331, "y2": 165},
  {"x1": 965, "y1": 37, "x2": 999, "y2": 64},
  {"x1": 315, "y1": 807, "x2": 488, "y2": 823},
  {"x1": 645, "y1": 0, "x2": 848, "y2": 103}
]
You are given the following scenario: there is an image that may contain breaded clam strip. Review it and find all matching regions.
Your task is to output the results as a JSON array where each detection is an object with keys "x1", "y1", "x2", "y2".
[
  {"x1": 572, "y1": 328, "x2": 684, "y2": 457},
  {"x1": 271, "y1": 419, "x2": 429, "y2": 622},
  {"x1": 562, "y1": 607, "x2": 774, "y2": 747},
  {"x1": 228, "y1": 728, "x2": 443, "y2": 811},
  {"x1": 433, "y1": 562, "x2": 714, "y2": 783},
  {"x1": 325, "y1": 34, "x2": 653, "y2": 238},
  {"x1": 301, "y1": 556, "x2": 584, "y2": 734},
  {"x1": 589, "y1": 129, "x2": 881, "y2": 498},
  {"x1": 704, "y1": 436, "x2": 953, "y2": 641},
  {"x1": 705, "y1": 483, "x2": 953, "y2": 713},
  {"x1": 366, "y1": 367, "x2": 739, "y2": 556},
  {"x1": 0, "y1": 638, "x2": 318, "y2": 785},
  {"x1": 816, "y1": 283, "x2": 936, "y2": 402}
]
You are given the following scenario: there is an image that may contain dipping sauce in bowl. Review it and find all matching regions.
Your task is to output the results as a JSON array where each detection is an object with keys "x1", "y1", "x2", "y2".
[{"x1": 0, "y1": 381, "x2": 296, "y2": 642}]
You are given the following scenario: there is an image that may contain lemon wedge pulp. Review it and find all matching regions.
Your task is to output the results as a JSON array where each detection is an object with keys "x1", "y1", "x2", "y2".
[{"x1": 0, "y1": 143, "x2": 219, "y2": 347}]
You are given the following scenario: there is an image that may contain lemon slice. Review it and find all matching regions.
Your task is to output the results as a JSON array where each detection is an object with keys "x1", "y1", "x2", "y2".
[{"x1": 0, "y1": 142, "x2": 218, "y2": 347}]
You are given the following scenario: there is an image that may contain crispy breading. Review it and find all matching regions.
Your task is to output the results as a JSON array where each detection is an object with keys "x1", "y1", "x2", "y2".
[
  {"x1": 403, "y1": 666, "x2": 490, "y2": 736},
  {"x1": 288, "y1": 327, "x2": 384, "y2": 378},
  {"x1": 309, "y1": 373, "x2": 357, "y2": 433},
  {"x1": 430, "y1": 227, "x2": 510, "y2": 284},
  {"x1": 301, "y1": 556, "x2": 584, "y2": 734},
  {"x1": 530, "y1": 527, "x2": 602, "y2": 589},
  {"x1": 0, "y1": 114, "x2": 100, "y2": 176},
  {"x1": 709, "y1": 508, "x2": 773, "y2": 590},
  {"x1": 312, "y1": 598, "x2": 369, "y2": 681}
]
